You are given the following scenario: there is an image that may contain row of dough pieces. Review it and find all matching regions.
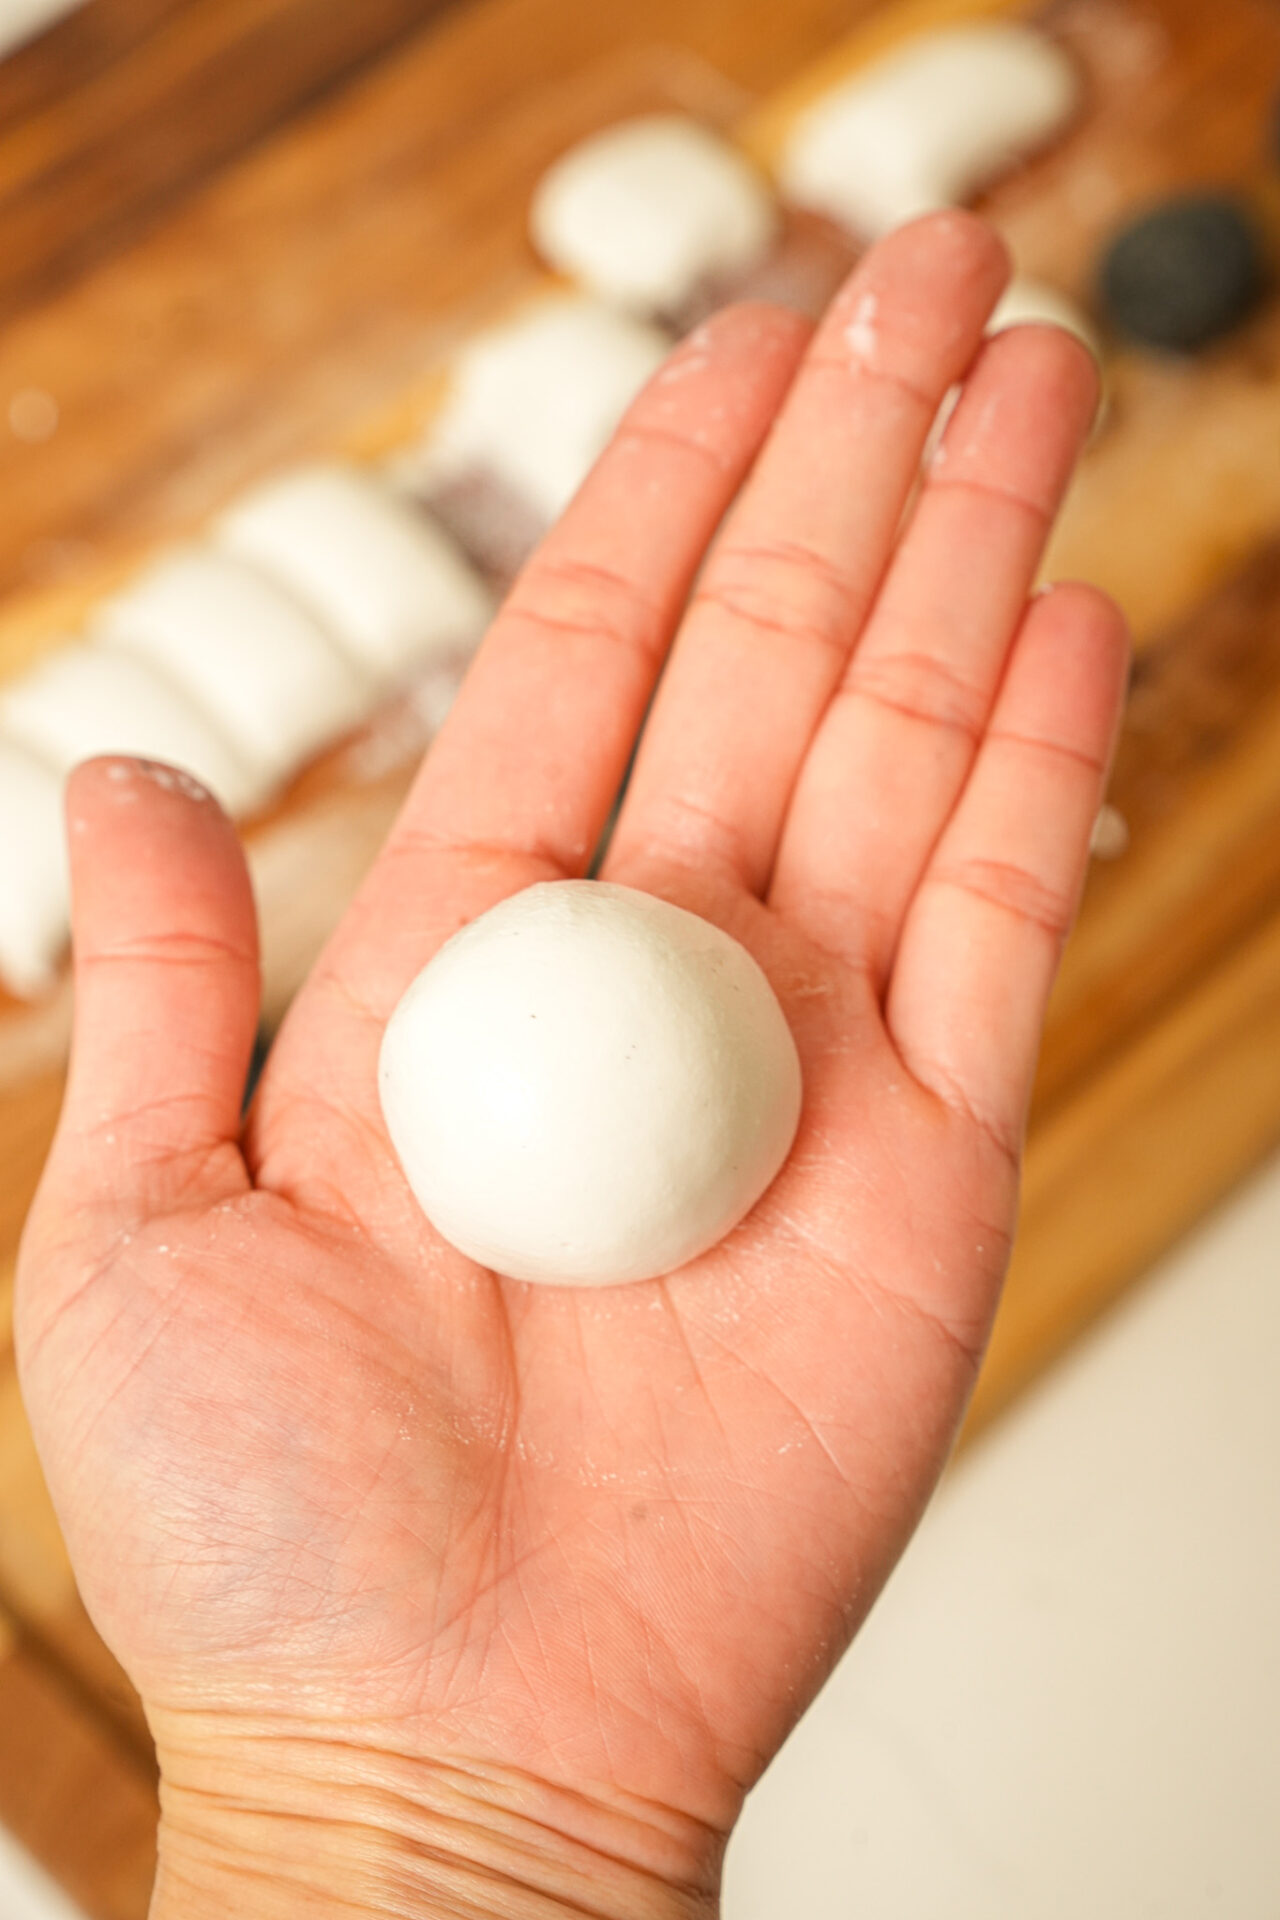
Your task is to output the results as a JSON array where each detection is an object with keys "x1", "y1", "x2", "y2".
[{"x1": 0, "y1": 20, "x2": 1098, "y2": 1001}]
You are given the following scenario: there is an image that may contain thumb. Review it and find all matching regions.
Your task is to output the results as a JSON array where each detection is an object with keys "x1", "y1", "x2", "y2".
[{"x1": 34, "y1": 756, "x2": 260, "y2": 1242}]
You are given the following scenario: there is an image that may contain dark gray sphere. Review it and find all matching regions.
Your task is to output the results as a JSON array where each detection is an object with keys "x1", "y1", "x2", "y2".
[{"x1": 1099, "y1": 195, "x2": 1266, "y2": 353}]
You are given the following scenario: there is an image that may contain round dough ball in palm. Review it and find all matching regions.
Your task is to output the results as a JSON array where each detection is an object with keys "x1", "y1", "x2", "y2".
[{"x1": 379, "y1": 881, "x2": 803, "y2": 1286}]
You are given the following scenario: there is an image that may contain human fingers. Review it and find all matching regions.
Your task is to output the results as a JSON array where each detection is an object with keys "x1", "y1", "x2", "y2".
[
  {"x1": 29, "y1": 758, "x2": 257, "y2": 1247},
  {"x1": 603, "y1": 211, "x2": 1010, "y2": 898},
  {"x1": 769, "y1": 322, "x2": 1100, "y2": 974},
  {"x1": 311, "y1": 302, "x2": 811, "y2": 1025},
  {"x1": 886, "y1": 583, "x2": 1129, "y2": 1159}
]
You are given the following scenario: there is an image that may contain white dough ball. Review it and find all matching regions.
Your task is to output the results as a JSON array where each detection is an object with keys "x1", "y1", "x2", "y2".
[
  {"x1": 778, "y1": 23, "x2": 1079, "y2": 237},
  {"x1": 989, "y1": 277, "x2": 1100, "y2": 359},
  {"x1": 396, "y1": 295, "x2": 671, "y2": 523},
  {"x1": 530, "y1": 114, "x2": 778, "y2": 316},
  {"x1": 379, "y1": 881, "x2": 802, "y2": 1286}
]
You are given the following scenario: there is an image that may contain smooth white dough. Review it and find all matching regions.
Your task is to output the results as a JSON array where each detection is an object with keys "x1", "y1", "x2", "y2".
[
  {"x1": 0, "y1": 643, "x2": 261, "y2": 816},
  {"x1": 928, "y1": 275, "x2": 1105, "y2": 460},
  {"x1": 778, "y1": 23, "x2": 1079, "y2": 236},
  {"x1": 988, "y1": 277, "x2": 1100, "y2": 358},
  {"x1": 0, "y1": 740, "x2": 69, "y2": 998},
  {"x1": 398, "y1": 295, "x2": 671, "y2": 523},
  {"x1": 216, "y1": 465, "x2": 494, "y2": 689},
  {"x1": 530, "y1": 113, "x2": 778, "y2": 315},
  {"x1": 379, "y1": 881, "x2": 803, "y2": 1286},
  {"x1": 94, "y1": 547, "x2": 378, "y2": 793}
]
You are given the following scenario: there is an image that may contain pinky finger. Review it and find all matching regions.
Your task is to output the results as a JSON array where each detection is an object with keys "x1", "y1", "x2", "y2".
[{"x1": 886, "y1": 583, "x2": 1130, "y2": 1158}]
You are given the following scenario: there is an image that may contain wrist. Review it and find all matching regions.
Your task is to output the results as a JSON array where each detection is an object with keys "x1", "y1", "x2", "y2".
[{"x1": 148, "y1": 1710, "x2": 721, "y2": 1920}]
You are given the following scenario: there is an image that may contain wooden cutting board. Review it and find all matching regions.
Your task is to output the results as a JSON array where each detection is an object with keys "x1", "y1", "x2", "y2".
[{"x1": 5, "y1": 0, "x2": 1280, "y2": 1910}]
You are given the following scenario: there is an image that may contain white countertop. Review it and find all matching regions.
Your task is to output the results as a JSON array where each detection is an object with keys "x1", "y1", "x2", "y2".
[{"x1": 727, "y1": 1147, "x2": 1280, "y2": 1917}]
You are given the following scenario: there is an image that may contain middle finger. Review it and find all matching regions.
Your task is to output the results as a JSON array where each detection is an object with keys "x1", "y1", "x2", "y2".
[{"x1": 604, "y1": 211, "x2": 1010, "y2": 898}]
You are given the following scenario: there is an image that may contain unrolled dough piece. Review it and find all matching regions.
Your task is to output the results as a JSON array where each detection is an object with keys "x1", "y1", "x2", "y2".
[
  {"x1": 396, "y1": 295, "x2": 671, "y2": 525},
  {"x1": 379, "y1": 880, "x2": 803, "y2": 1286},
  {"x1": 0, "y1": 643, "x2": 261, "y2": 816},
  {"x1": 0, "y1": 740, "x2": 69, "y2": 998},
  {"x1": 217, "y1": 465, "x2": 494, "y2": 689},
  {"x1": 530, "y1": 114, "x2": 778, "y2": 316},
  {"x1": 94, "y1": 547, "x2": 378, "y2": 795},
  {"x1": 988, "y1": 277, "x2": 1100, "y2": 358},
  {"x1": 778, "y1": 23, "x2": 1079, "y2": 237}
]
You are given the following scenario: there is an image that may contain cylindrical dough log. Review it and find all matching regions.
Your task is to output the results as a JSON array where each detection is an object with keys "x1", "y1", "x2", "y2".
[
  {"x1": 94, "y1": 547, "x2": 378, "y2": 793},
  {"x1": 394, "y1": 295, "x2": 671, "y2": 525},
  {"x1": 379, "y1": 881, "x2": 803, "y2": 1286},
  {"x1": 0, "y1": 643, "x2": 262, "y2": 817},
  {"x1": 217, "y1": 465, "x2": 494, "y2": 690},
  {"x1": 0, "y1": 740, "x2": 69, "y2": 998},
  {"x1": 530, "y1": 114, "x2": 778, "y2": 316},
  {"x1": 778, "y1": 23, "x2": 1079, "y2": 237}
]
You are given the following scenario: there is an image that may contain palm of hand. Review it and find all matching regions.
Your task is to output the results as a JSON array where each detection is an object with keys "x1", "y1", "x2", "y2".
[{"x1": 17, "y1": 216, "x2": 1124, "y2": 1874}]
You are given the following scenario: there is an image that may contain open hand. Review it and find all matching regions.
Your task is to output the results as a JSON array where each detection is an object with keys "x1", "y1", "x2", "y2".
[{"x1": 17, "y1": 212, "x2": 1126, "y2": 1919}]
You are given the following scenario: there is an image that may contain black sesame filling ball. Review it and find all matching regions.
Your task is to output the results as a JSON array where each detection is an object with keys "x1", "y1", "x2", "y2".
[{"x1": 1099, "y1": 194, "x2": 1266, "y2": 353}]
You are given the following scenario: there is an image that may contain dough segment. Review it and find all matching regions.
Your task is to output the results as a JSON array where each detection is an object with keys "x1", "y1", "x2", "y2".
[
  {"x1": 988, "y1": 277, "x2": 1100, "y2": 358},
  {"x1": 0, "y1": 644, "x2": 261, "y2": 817},
  {"x1": 395, "y1": 294, "x2": 671, "y2": 527},
  {"x1": 778, "y1": 23, "x2": 1079, "y2": 237},
  {"x1": 530, "y1": 113, "x2": 778, "y2": 316},
  {"x1": 94, "y1": 547, "x2": 378, "y2": 796},
  {"x1": 217, "y1": 464, "x2": 494, "y2": 689}
]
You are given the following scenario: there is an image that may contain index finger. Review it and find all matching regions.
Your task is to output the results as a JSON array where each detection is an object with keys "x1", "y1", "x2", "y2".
[{"x1": 299, "y1": 302, "x2": 811, "y2": 1022}]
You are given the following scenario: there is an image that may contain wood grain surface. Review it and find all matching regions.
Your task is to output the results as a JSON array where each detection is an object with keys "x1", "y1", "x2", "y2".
[
  {"x1": 5, "y1": 0, "x2": 1280, "y2": 1911},
  {"x1": 0, "y1": 1605, "x2": 156, "y2": 1920},
  {"x1": 0, "y1": 0, "x2": 459, "y2": 321}
]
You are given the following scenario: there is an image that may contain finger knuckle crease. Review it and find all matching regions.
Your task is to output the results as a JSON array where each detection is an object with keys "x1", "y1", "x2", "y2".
[
  {"x1": 990, "y1": 728, "x2": 1107, "y2": 777},
  {"x1": 693, "y1": 581, "x2": 847, "y2": 662},
  {"x1": 929, "y1": 1068, "x2": 1020, "y2": 1170},
  {"x1": 503, "y1": 601, "x2": 657, "y2": 670},
  {"x1": 522, "y1": 554, "x2": 654, "y2": 613},
  {"x1": 633, "y1": 790, "x2": 753, "y2": 877},
  {"x1": 928, "y1": 474, "x2": 1051, "y2": 528},
  {"x1": 808, "y1": 351, "x2": 936, "y2": 412},
  {"x1": 935, "y1": 857, "x2": 1070, "y2": 937},
  {"x1": 845, "y1": 651, "x2": 987, "y2": 742},
  {"x1": 715, "y1": 539, "x2": 859, "y2": 608},
  {"x1": 82, "y1": 930, "x2": 255, "y2": 971},
  {"x1": 615, "y1": 419, "x2": 729, "y2": 471},
  {"x1": 387, "y1": 828, "x2": 568, "y2": 879}
]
